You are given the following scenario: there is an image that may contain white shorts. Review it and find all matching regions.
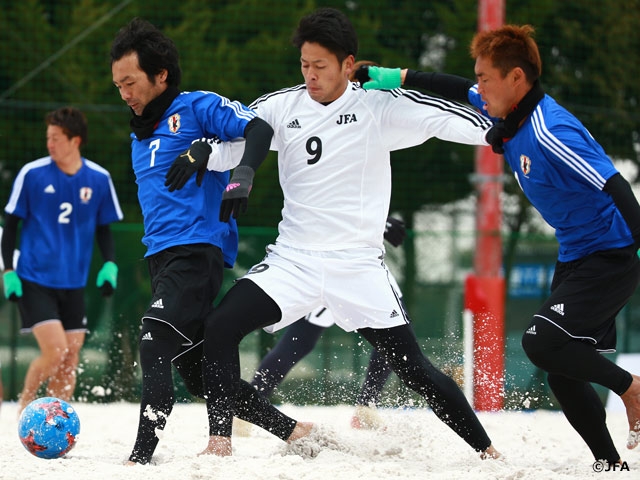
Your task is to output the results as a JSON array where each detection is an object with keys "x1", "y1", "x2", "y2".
[
  {"x1": 304, "y1": 273, "x2": 403, "y2": 328},
  {"x1": 242, "y1": 243, "x2": 408, "y2": 333},
  {"x1": 305, "y1": 306, "x2": 335, "y2": 328}
]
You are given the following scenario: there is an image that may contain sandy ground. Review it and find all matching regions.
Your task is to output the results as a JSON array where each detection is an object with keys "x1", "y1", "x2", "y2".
[{"x1": 0, "y1": 400, "x2": 638, "y2": 479}]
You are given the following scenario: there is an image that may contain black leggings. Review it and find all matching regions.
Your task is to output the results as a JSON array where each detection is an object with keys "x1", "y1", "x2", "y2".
[
  {"x1": 357, "y1": 325, "x2": 491, "y2": 451},
  {"x1": 522, "y1": 317, "x2": 633, "y2": 463},
  {"x1": 204, "y1": 279, "x2": 491, "y2": 451},
  {"x1": 251, "y1": 319, "x2": 326, "y2": 397},
  {"x1": 129, "y1": 320, "x2": 296, "y2": 465},
  {"x1": 250, "y1": 319, "x2": 393, "y2": 405},
  {"x1": 356, "y1": 349, "x2": 393, "y2": 406}
]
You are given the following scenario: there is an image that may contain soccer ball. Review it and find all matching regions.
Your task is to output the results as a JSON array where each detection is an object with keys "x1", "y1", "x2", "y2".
[{"x1": 18, "y1": 397, "x2": 80, "y2": 459}]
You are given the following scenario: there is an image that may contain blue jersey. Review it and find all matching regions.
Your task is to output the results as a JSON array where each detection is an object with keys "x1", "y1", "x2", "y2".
[
  {"x1": 468, "y1": 89, "x2": 632, "y2": 262},
  {"x1": 5, "y1": 157, "x2": 123, "y2": 288},
  {"x1": 131, "y1": 90, "x2": 255, "y2": 266}
]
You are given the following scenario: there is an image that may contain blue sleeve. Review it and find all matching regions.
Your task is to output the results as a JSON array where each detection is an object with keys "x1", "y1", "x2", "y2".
[
  {"x1": 467, "y1": 88, "x2": 500, "y2": 124},
  {"x1": 190, "y1": 91, "x2": 256, "y2": 141}
]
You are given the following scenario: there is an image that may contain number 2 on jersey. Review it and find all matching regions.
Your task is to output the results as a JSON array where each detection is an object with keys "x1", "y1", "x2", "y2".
[{"x1": 58, "y1": 202, "x2": 72, "y2": 224}]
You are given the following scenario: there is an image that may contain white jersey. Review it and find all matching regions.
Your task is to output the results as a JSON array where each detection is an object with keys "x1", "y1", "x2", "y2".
[{"x1": 241, "y1": 82, "x2": 491, "y2": 251}]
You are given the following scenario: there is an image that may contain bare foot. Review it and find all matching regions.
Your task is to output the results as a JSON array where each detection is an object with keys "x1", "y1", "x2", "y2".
[
  {"x1": 287, "y1": 421, "x2": 315, "y2": 443},
  {"x1": 199, "y1": 435, "x2": 232, "y2": 456},
  {"x1": 350, "y1": 405, "x2": 385, "y2": 430},
  {"x1": 232, "y1": 417, "x2": 253, "y2": 437},
  {"x1": 480, "y1": 444, "x2": 501, "y2": 460},
  {"x1": 621, "y1": 374, "x2": 640, "y2": 449}
]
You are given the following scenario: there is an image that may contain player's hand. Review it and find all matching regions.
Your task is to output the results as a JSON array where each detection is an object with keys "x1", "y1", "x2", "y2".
[
  {"x1": 362, "y1": 66, "x2": 402, "y2": 90},
  {"x1": 219, "y1": 166, "x2": 255, "y2": 222},
  {"x1": 165, "y1": 140, "x2": 212, "y2": 192},
  {"x1": 485, "y1": 121, "x2": 509, "y2": 154},
  {"x1": 353, "y1": 64, "x2": 372, "y2": 85},
  {"x1": 96, "y1": 261, "x2": 118, "y2": 297},
  {"x1": 384, "y1": 217, "x2": 407, "y2": 247},
  {"x1": 3, "y1": 270, "x2": 22, "y2": 301}
]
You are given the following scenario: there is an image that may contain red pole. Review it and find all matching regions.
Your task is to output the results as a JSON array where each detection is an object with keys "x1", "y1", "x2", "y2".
[{"x1": 465, "y1": 0, "x2": 505, "y2": 411}]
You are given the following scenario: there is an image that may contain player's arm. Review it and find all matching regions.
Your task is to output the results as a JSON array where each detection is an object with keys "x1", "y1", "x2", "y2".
[
  {"x1": 165, "y1": 116, "x2": 273, "y2": 199},
  {"x1": 219, "y1": 116, "x2": 274, "y2": 222},
  {"x1": 1, "y1": 213, "x2": 22, "y2": 301},
  {"x1": 95, "y1": 224, "x2": 118, "y2": 297},
  {"x1": 362, "y1": 66, "x2": 474, "y2": 103},
  {"x1": 603, "y1": 173, "x2": 640, "y2": 248},
  {"x1": 1, "y1": 214, "x2": 18, "y2": 271},
  {"x1": 403, "y1": 70, "x2": 474, "y2": 103}
]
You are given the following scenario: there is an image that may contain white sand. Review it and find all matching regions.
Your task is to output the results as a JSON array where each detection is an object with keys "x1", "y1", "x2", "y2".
[{"x1": 0, "y1": 401, "x2": 637, "y2": 479}]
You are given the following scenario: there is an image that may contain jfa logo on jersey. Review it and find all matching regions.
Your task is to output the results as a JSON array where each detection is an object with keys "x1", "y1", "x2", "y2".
[
  {"x1": 336, "y1": 113, "x2": 357, "y2": 125},
  {"x1": 520, "y1": 154, "x2": 531, "y2": 176},
  {"x1": 168, "y1": 114, "x2": 181, "y2": 133},
  {"x1": 79, "y1": 187, "x2": 93, "y2": 203}
]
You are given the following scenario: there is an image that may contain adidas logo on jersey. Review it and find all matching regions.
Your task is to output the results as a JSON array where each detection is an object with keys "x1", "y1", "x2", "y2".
[
  {"x1": 44, "y1": 184, "x2": 55, "y2": 193},
  {"x1": 287, "y1": 119, "x2": 301, "y2": 129},
  {"x1": 390, "y1": 309, "x2": 399, "y2": 318},
  {"x1": 525, "y1": 325, "x2": 536, "y2": 335},
  {"x1": 141, "y1": 332, "x2": 153, "y2": 341},
  {"x1": 151, "y1": 298, "x2": 164, "y2": 309},
  {"x1": 550, "y1": 303, "x2": 565, "y2": 316}
]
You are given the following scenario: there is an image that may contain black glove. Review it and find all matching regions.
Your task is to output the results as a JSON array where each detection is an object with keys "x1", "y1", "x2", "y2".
[
  {"x1": 219, "y1": 166, "x2": 255, "y2": 222},
  {"x1": 485, "y1": 120, "x2": 509, "y2": 154},
  {"x1": 384, "y1": 217, "x2": 406, "y2": 247},
  {"x1": 165, "y1": 140, "x2": 212, "y2": 191},
  {"x1": 99, "y1": 282, "x2": 114, "y2": 297},
  {"x1": 353, "y1": 64, "x2": 371, "y2": 85}
]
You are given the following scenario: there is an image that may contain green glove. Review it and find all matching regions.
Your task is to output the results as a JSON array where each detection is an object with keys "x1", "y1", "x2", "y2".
[
  {"x1": 3, "y1": 270, "x2": 22, "y2": 301},
  {"x1": 96, "y1": 261, "x2": 118, "y2": 297},
  {"x1": 362, "y1": 66, "x2": 402, "y2": 90}
]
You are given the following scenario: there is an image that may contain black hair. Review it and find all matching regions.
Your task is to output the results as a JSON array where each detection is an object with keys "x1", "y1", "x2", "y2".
[
  {"x1": 110, "y1": 17, "x2": 181, "y2": 87},
  {"x1": 45, "y1": 107, "x2": 88, "y2": 147},
  {"x1": 291, "y1": 7, "x2": 358, "y2": 63}
]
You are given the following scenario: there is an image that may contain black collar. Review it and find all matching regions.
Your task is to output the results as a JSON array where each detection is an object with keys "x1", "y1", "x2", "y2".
[
  {"x1": 486, "y1": 80, "x2": 544, "y2": 153},
  {"x1": 130, "y1": 86, "x2": 181, "y2": 139},
  {"x1": 502, "y1": 79, "x2": 545, "y2": 137}
]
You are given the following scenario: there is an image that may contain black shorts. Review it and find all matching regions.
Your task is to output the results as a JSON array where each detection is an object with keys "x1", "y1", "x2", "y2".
[
  {"x1": 143, "y1": 243, "x2": 224, "y2": 346},
  {"x1": 18, "y1": 279, "x2": 87, "y2": 333},
  {"x1": 532, "y1": 245, "x2": 640, "y2": 351}
]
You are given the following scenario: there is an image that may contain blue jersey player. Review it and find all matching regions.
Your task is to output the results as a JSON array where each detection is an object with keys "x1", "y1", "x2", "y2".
[
  {"x1": 1, "y1": 106, "x2": 123, "y2": 413},
  {"x1": 364, "y1": 24, "x2": 640, "y2": 465},
  {"x1": 110, "y1": 17, "x2": 312, "y2": 465}
]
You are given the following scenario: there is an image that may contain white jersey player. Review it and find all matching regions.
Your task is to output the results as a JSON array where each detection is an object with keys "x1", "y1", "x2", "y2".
[{"x1": 183, "y1": 7, "x2": 500, "y2": 459}]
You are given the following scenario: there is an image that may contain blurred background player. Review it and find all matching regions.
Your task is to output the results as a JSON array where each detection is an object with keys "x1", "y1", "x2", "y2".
[{"x1": 1, "y1": 106, "x2": 122, "y2": 413}]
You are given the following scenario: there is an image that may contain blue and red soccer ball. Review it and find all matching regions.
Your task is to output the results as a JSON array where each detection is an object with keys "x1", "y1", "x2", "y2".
[{"x1": 18, "y1": 397, "x2": 81, "y2": 459}]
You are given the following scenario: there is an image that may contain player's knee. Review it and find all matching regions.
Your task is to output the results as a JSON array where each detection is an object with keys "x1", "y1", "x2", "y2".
[
  {"x1": 138, "y1": 320, "x2": 181, "y2": 362},
  {"x1": 521, "y1": 317, "x2": 563, "y2": 369},
  {"x1": 204, "y1": 279, "x2": 282, "y2": 346},
  {"x1": 522, "y1": 320, "x2": 543, "y2": 364}
]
